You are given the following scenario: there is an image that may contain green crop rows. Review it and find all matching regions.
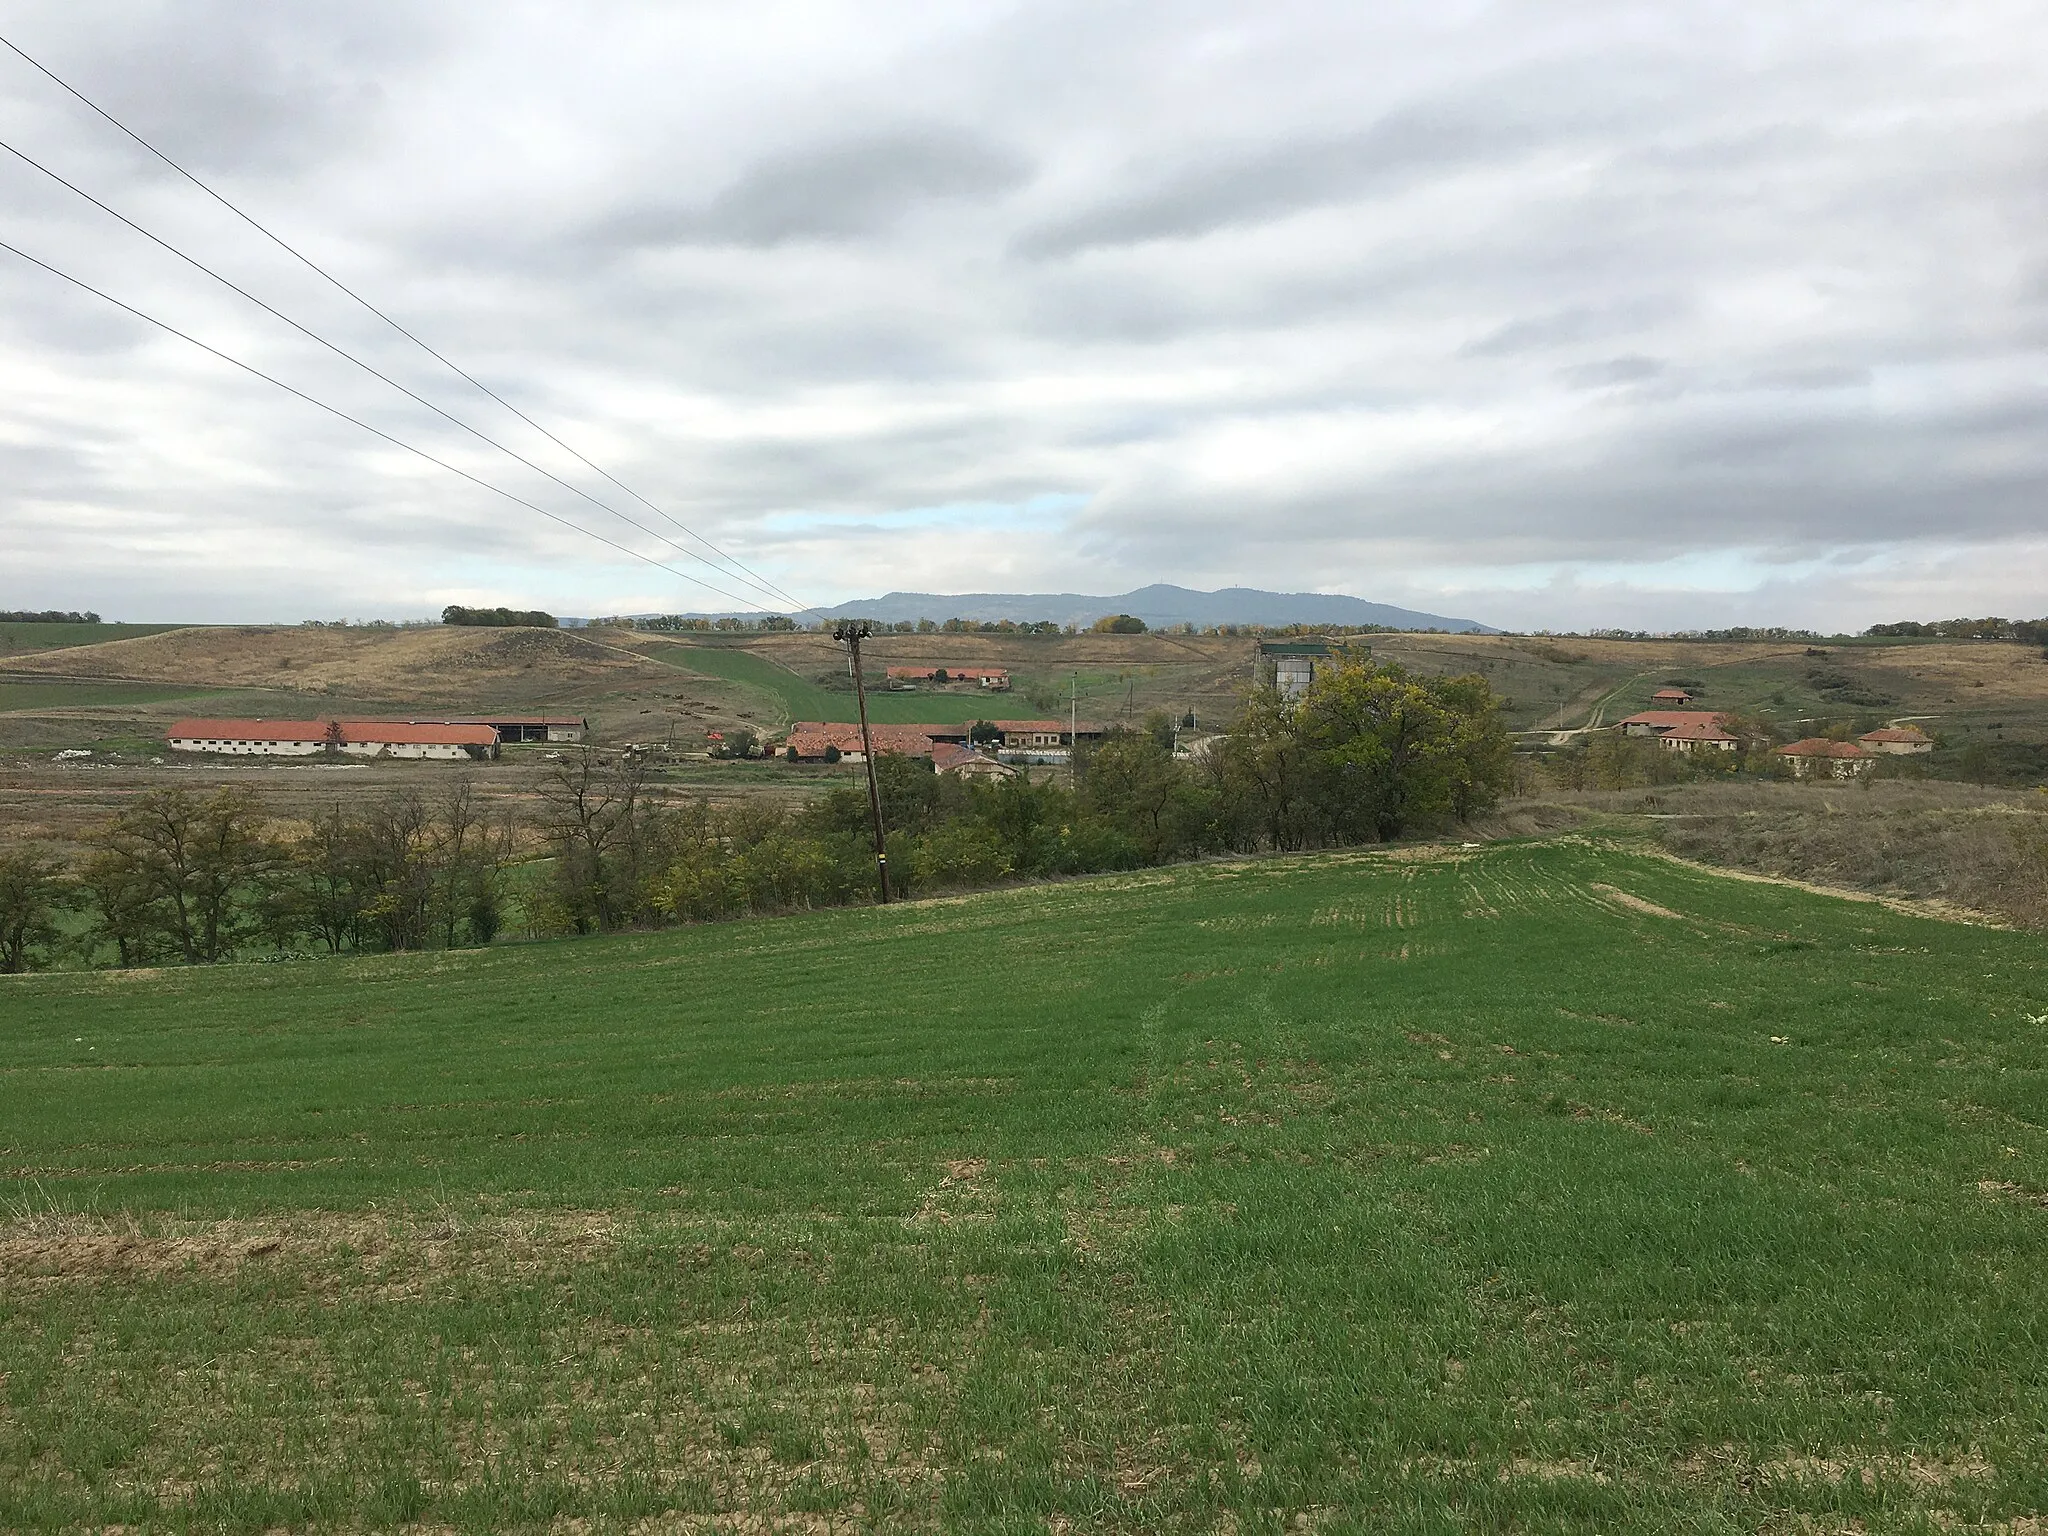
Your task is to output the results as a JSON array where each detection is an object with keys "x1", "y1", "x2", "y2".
[{"x1": 3, "y1": 841, "x2": 2046, "y2": 1531}]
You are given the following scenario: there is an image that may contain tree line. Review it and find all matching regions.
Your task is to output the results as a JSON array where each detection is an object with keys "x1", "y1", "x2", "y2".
[
  {"x1": 440, "y1": 605, "x2": 559, "y2": 628},
  {"x1": 0, "y1": 610, "x2": 100, "y2": 624},
  {"x1": 0, "y1": 659, "x2": 1513, "y2": 972}
]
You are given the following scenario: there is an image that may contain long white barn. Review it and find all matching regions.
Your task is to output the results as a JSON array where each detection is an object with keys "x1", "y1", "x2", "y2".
[{"x1": 166, "y1": 718, "x2": 499, "y2": 760}]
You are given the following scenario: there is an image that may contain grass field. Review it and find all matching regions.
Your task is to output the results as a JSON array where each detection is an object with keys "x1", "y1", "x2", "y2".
[
  {"x1": 4, "y1": 840, "x2": 2047, "y2": 1531},
  {"x1": 0, "y1": 680, "x2": 227, "y2": 713},
  {"x1": 651, "y1": 644, "x2": 1050, "y2": 727},
  {"x1": 0, "y1": 622, "x2": 186, "y2": 656}
]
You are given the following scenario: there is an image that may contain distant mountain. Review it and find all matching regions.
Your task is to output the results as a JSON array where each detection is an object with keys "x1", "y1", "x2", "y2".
[{"x1": 815, "y1": 584, "x2": 1494, "y2": 633}]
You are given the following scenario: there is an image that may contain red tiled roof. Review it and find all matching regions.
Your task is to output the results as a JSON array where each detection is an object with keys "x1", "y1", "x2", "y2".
[
  {"x1": 1657, "y1": 719, "x2": 1738, "y2": 742},
  {"x1": 167, "y1": 718, "x2": 497, "y2": 746},
  {"x1": 784, "y1": 722, "x2": 937, "y2": 757},
  {"x1": 1860, "y1": 726, "x2": 1931, "y2": 743},
  {"x1": 1778, "y1": 738, "x2": 1873, "y2": 758},
  {"x1": 1651, "y1": 688, "x2": 1693, "y2": 701},
  {"x1": 932, "y1": 742, "x2": 1011, "y2": 773}
]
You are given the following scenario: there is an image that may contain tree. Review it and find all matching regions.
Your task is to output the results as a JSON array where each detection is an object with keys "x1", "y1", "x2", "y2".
[
  {"x1": 322, "y1": 720, "x2": 346, "y2": 758},
  {"x1": 1078, "y1": 728, "x2": 1212, "y2": 862},
  {"x1": 534, "y1": 750, "x2": 653, "y2": 932},
  {"x1": 87, "y1": 789, "x2": 280, "y2": 963},
  {"x1": 0, "y1": 846, "x2": 71, "y2": 973},
  {"x1": 968, "y1": 720, "x2": 1002, "y2": 746},
  {"x1": 1091, "y1": 614, "x2": 1148, "y2": 634}
]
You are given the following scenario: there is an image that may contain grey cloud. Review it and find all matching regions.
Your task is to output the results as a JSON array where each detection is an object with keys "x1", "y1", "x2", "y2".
[
  {"x1": 3, "y1": 1, "x2": 2046, "y2": 627},
  {"x1": 599, "y1": 128, "x2": 1030, "y2": 249},
  {"x1": 1015, "y1": 104, "x2": 1532, "y2": 258},
  {"x1": 1561, "y1": 356, "x2": 1666, "y2": 389}
]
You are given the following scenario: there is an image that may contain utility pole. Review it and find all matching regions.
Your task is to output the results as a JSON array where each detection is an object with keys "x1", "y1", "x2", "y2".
[
  {"x1": 834, "y1": 619, "x2": 891, "y2": 903},
  {"x1": 1069, "y1": 670, "x2": 1078, "y2": 786}
]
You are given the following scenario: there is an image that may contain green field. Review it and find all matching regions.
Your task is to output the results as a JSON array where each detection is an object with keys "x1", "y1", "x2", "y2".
[
  {"x1": 0, "y1": 679, "x2": 224, "y2": 713},
  {"x1": 4, "y1": 842, "x2": 2047, "y2": 1531},
  {"x1": 651, "y1": 643, "x2": 1051, "y2": 726},
  {"x1": 0, "y1": 622, "x2": 186, "y2": 655}
]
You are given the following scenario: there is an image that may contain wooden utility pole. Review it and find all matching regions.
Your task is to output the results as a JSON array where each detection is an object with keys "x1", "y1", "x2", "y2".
[{"x1": 834, "y1": 619, "x2": 891, "y2": 903}]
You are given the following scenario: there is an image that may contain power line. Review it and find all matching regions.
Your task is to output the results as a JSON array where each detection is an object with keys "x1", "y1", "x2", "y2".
[
  {"x1": 0, "y1": 235, "x2": 785, "y2": 614},
  {"x1": 0, "y1": 133, "x2": 807, "y2": 618},
  {"x1": 0, "y1": 30, "x2": 824, "y2": 622}
]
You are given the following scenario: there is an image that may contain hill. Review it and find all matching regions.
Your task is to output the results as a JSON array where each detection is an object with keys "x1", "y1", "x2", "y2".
[
  {"x1": 4, "y1": 842, "x2": 2046, "y2": 1529},
  {"x1": 811, "y1": 583, "x2": 1495, "y2": 632}
]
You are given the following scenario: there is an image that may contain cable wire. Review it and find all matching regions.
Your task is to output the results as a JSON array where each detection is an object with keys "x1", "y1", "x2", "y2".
[
  {"x1": 0, "y1": 30, "x2": 825, "y2": 622},
  {"x1": 0, "y1": 133, "x2": 809, "y2": 618},
  {"x1": 0, "y1": 235, "x2": 786, "y2": 614}
]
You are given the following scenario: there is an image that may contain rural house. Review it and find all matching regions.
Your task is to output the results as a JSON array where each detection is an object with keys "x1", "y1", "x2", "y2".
[
  {"x1": 1651, "y1": 687, "x2": 1695, "y2": 705},
  {"x1": 1618, "y1": 710, "x2": 1729, "y2": 741},
  {"x1": 782, "y1": 723, "x2": 939, "y2": 762},
  {"x1": 931, "y1": 742, "x2": 1017, "y2": 779},
  {"x1": 1859, "y1": 725, "x2": 1934, "y2": 755},
  {"x1": 1777, "y1": 738, "x2": 1878, "y2": 778},
  {"x1": 1647, "y1": 718, "x2": 1739, "y2": 753},
  {"x1": 166, "y1": 719, "x2": 499, "y2": 760}
]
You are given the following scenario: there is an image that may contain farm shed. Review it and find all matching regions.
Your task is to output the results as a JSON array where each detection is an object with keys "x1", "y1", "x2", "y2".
[
  {"x1": 166, "y1": 719, "x2": 498, "y2": 760},
  {"x1": 415, "y1": 715, "x2": 586, "y2": 743}
]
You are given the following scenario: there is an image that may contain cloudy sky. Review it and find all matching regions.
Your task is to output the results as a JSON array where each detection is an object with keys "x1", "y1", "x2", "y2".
[{"x1": 1, "y1": 1, "x2": 2043, "y2": 631}]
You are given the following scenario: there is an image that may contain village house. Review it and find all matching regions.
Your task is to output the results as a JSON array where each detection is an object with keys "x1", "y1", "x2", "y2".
[
  {"x1": 1617, "y1": 709, "x2": 1729, "y2": 741},
  {"x1": 931, "y1": 742, "x2": 1018, "y2": 780},
  {"x1": 1778, "y1": 738, "x2": 1878, "y2": 779},
  {"x1": 166, "y1": 718, "x2": 499, "y2": 760},
  {"x1": 781, "y1": 723, "x2": 939, "y2": 762},
  {"x1": 1650, "y1": 687, "x2": 1695, "y2": 706},
  {"x1": 1859, "y1": 725, "x2": 1934, "y2": 755},
  {"x1": 1649, "y1": 718, "x2": 1739, "y2": 753}
]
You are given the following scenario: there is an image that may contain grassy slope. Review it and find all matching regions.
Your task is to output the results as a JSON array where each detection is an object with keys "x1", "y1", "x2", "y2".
[
  {"x1": 650, "y1": 643, "x2": 1037, "y2": 726},
  {"x1": 0, "y1": 622, "x2": 185, "y2": 656},
  {"x1": 4, "y1": 842, "x2": 2047, "y2": 1531}
]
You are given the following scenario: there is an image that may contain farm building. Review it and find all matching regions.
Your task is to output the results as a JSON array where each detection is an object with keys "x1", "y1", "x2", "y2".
[
  {"x1": 1256, "y1": 639, "x2": 1337, "y2": 701},
  {"x1": 1778, "y1": 738, "x2": 1877, "y2": 778},
  {"x1": 166, "y1": 719, "x2": 498, "y2": 760},
  {"x1": 418, "y1": 715, "x2": 586, "y2": 743},
  {"x1": 885, "y1": 667, "x2": 1011, "y2": 690},
  {"x1": 1618, "y1": 710, "x2": 1729, "y2": 740},
  {"x1": 1860, "y1": 725, "x2": 1934, "y2": 755},
  {"x1": 932, "y1": 742, "x2": 1017, "y2": 780},
  {"x1": 1651, "y1": 687, "x2": 1695, "y2": 705}
]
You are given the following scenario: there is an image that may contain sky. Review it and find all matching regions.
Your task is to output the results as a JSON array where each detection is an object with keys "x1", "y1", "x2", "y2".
[{"x1": 1, "y1": 0, "x2": 2044, "y2": 632}]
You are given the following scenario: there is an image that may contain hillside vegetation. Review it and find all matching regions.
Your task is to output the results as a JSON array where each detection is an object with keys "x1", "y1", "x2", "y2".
[{"x1": 4, "y1": 842, "x2": 2047, "y2": 1531}]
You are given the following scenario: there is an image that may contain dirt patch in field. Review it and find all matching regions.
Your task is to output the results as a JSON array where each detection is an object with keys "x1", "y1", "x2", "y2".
[
  {"x1": 0, "y1": 1208, "x2": 622, "y2": 1286},
  {"x1": 1645, "y1": 849, "x2": 2013, "y2": 929},
  {"x1": 1589, "y1": 883, "x2": 1684, "y2": 919}
]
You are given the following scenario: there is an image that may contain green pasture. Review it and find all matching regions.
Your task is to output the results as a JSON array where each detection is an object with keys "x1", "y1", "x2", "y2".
[
  {"x1": 0, "y1": 622, "x2": 185, "y2": 655},
  {"x1": 652, "y1": 643, "x2": 1049, "y2": 726},
  {"x1": 0, "y1": 679, "x2": 222, "y2": 713},
  {"x1": 4, "y1": 842, "x2": 2047, "y2": 1531}
]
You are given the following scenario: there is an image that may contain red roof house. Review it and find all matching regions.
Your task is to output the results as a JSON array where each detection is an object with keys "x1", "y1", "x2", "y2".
[{"x1": 1777, "y1": 738, "x2": 1877, "y2": 778}]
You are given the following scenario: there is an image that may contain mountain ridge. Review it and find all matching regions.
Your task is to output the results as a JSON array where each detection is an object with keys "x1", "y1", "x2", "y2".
[{"x1": 653, "y1": 584, "x2": 1493, "y2": 632}]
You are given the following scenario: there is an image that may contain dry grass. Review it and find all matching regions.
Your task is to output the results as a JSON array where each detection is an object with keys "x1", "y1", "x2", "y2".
[{"x1": 1532, "y1": 780, "x2": 2048, "y2": 931}]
